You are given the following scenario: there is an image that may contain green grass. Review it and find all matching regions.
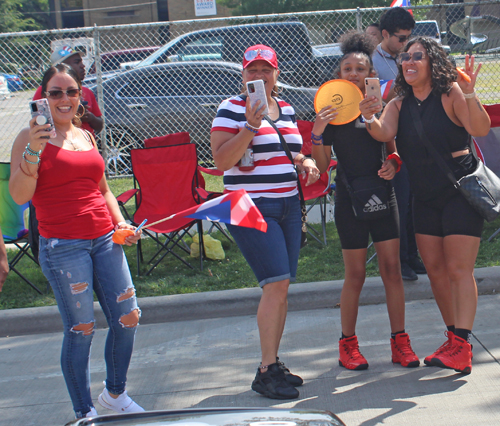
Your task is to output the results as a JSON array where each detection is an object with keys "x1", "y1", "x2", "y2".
[{"x1": 2, "y1": 175, "x2": 500, "y2": 310}]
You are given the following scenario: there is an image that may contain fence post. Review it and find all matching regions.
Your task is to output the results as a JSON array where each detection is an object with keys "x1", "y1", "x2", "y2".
[
  {"x1": 356, "y1": 7, "x2": 362, "y2": 32},
  {"x1": 93, "y1": 24, "x2": 108, "y2": 177}
]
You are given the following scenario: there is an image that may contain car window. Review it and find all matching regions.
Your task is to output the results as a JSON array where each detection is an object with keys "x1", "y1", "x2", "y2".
[
  {"x1": 117, "y1": 67, "x2": 241, "y2": 98},
  {"x1": 413, "y1": 22, "x2": 439, "y2": 38},
  {"x1": 177, "y1": 36, "x2": 223, "y2": 61}
]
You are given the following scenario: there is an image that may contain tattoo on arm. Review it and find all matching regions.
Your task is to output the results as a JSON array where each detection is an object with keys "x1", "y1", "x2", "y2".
[
  {"x1": 367, "y1": 123, "x2": 371, "y2": 130},
  {"x1": 475, "y1": 100, "x2": 483, "y2": 111}
]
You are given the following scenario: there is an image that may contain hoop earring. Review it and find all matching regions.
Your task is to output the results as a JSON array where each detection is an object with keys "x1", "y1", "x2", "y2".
[{"x1": 75, "y1": 104, "x2": 85, "y2": 119}]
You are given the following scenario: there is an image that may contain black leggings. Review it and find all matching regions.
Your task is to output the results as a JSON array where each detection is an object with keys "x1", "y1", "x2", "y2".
[
  {"x1": 413, "y1": 190, "x2": 484, "y2": 238},
  {"x1": 334, "y1": 182, "x2": 400, "y2": 250}
]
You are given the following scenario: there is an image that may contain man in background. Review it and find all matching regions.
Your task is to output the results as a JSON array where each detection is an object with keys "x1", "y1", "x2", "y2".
[
  {"x1": 372, "y1": 7, "x2": 426, "y2": 281},
  {"x1": 33, "y1": 45, "x2": 103, "y2": 136},
  {"x1": 365, "y1": 23, "x2": 383, "y2": 44}
]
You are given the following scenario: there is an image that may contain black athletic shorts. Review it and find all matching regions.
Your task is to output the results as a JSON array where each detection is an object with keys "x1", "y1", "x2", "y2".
[
  {"x1": 413, "y1": 189, "x2": 484, "y2": 238},
  {"x1": 334, "y1": 181, "x2": 400, "y2": 250}
]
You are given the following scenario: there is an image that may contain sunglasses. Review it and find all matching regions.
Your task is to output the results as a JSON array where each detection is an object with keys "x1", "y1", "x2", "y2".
[
  {"x1": 391, "y1": 33, "x2": 412, "y2": 43},
  {"x1": 397, "y1": 51, "x2": 426, "y2": 64},
  {"x1": 45, "y1": 89, "x2": 81, "y2": 99},
  {"x1": 244, "y1": 48, "x2": 275, "y2": 61}
]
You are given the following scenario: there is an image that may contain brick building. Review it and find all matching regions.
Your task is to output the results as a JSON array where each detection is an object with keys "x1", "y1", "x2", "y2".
[{"x1": 49, "y1": 0, "x2": 232, "y2": 29}]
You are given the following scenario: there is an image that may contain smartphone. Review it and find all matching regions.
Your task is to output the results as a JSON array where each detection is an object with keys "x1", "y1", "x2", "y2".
[
  {"x1": 29, "y1": 99, "x2": 56, "y2": 139},
  {"x1": 246, "y1": 80, "x2": 269, "y2": 115},
  {"x1": 365, "y1": 78, "x2": 383, "y2": 109}
]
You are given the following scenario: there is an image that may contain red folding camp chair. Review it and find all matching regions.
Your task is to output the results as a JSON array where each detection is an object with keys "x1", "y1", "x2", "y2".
[
  {"x1": 297, "y1": 120, "x2": 337, "y2": 245},
  {"x1": 117, "y1": 143, "x2": 208, "y2": 275}
]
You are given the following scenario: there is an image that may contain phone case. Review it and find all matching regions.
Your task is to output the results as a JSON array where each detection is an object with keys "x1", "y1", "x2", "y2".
[
  {"x1": 365, "y1": 78, "x2": 382, "y2": 108},
  {"x1": 246, "y1": 80, "x2": 269, "y2": 115},
  {"x1": 29, "y1": 99, "x2": 57, "y2": 139}
]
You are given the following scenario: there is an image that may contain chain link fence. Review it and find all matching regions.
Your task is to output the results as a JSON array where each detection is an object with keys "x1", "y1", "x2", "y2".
[{"x1": 1, "y1": 1, "x2": 499, "y2": 176}]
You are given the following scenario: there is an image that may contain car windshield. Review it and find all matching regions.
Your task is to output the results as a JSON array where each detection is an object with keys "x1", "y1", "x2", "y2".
[
  {"x1": 136, "y1": 38, "x2": 184, "y2": 67},
  {"x1": 413, "y1": 22, "x2": 439, "y2": 38}
]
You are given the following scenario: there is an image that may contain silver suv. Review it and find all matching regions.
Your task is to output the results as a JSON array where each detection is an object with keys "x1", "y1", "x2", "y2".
[{"x1": 413, "y1": 20, "x2": 451, "y2": 53}]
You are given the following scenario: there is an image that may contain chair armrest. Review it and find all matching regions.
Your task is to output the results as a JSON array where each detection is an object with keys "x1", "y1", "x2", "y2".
[
  {"x1": 116, "y1": 189, "x2": 138, "y2": 206},
  {"x1": 194, "y1": 187, "x2": 223, "y2": 202},
  {"x1": 198, "y1": 165, "x2": 223, "y2": 176}
]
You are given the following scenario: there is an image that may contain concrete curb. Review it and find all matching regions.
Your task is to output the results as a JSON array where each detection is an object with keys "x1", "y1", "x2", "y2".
[{"x1": 1, "y1": 266, "x2": 499, "y2": 337}]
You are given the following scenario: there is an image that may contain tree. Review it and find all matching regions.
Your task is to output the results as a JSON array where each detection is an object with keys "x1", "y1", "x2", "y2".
[
  {"x1": 0, "y1": 0, "x2": 36, "y2": 32},
  {"x1": 19, "y1": 0, "x2": 52, "y2": 30}
]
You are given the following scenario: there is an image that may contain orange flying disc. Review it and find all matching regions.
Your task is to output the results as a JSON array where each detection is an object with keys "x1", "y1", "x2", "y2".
[
  {"x1": 112, "y1": 228, "x2": 135, "y2": 245},
  {"x1": 314, "y1": 79, "x2": 363, "y2": 125}
]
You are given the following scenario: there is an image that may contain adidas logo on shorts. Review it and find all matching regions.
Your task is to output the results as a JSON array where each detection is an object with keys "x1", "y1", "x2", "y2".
[{"x1": 363, "y1": 194, "x2": 387, "y2": 213}]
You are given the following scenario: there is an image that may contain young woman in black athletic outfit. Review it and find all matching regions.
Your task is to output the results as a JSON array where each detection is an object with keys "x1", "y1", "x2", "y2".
[
  {"x1": 360, "y1": 36, "x2": 491, "y2": 374},
  {"x1": 311, "y1": 32, "x2": 419, "y2": 371}
]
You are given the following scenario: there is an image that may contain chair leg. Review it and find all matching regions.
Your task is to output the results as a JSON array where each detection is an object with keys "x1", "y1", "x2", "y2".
[
  {"x1": 197, "y1": 221, "x2": 204, "y2": 271},
  {"x1": 8, "y1": 242, "x2": 43, "y2": 294},
  {"x1": 488, "y1": 227, "x2": 500, "y2": 242}
]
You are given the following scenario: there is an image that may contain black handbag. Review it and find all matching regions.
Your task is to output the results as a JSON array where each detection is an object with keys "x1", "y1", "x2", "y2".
[
  {"x1": 336, "y1": 158, "x2": 391, "y2": 221},
  {"x1": 410, "y1": 99, "x2": 500, "y2": 222},
  {"x1": 263, "y1": 115, "x2": 308, "y2": 247}
]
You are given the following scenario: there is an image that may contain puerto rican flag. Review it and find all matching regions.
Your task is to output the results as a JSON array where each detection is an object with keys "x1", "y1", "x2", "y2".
[
  {"x1": 144, "y1": 189, "x2": 267, "y2": 232},
  {"x1": 380, "y1": 79, "x2": 393, "y2": 101},
  {"x1": 391, "y1": 0, "x2": 413, "y2": 14}
]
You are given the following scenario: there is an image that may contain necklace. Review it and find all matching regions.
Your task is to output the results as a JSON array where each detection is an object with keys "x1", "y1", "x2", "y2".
[
  {"x1": 376, "y1": 47, "x2": 398, "y2": 79},
  {"x1": 57, "y1": 127, "x2": 81, "y2": 151}
]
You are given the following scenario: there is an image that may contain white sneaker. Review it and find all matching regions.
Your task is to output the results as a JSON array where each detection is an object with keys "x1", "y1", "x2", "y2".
[
  {"x1": 98, "y1": 387, "x2": 145, "y2": 413},
  {"x1": 76, "y1": 407, "x2": 97, "y2": 419}
]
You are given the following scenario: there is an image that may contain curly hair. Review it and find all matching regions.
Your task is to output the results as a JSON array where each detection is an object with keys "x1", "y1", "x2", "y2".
[
  {"x1": 394, "y1": 36, "x2": 457, "y2": 98},
  {"x1": 379, "y1": 7, "x2": 415, "y2": 33},
  {"x1": 41, "y1": 63, "x2": 83, "y2": 127},
  {"x1": 334, "y1": 31, "x2": 376, "y2": 76}
]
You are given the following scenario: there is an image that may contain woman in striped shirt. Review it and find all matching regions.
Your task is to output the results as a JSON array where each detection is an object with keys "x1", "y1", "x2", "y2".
[{"x1": 211, "y1": 45, "x2": 319, "y2": 400}]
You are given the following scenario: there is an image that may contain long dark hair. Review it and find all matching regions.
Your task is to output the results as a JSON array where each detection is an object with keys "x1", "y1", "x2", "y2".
[
  {"x1": 394, "y1": 36, "x2": 457, "y2": 98},
  {"x1": 40, "y1": 63, "x2": 83, "y2": 126},
  {"x1": 335, "y1": 31, "x2": 376, "y2": 77}
]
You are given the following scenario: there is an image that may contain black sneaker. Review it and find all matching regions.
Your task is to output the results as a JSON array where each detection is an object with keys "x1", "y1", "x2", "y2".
[
  {"x1": 401, "y1": 262, "x2": 418, "y2": 281},
  {"x1": 408, "y1": 256, "x2": 427, "y2": 274},
  {"x1": 276, "y1": 357, "x2": 303, "y2": 387},
  {"x1": 251, "y1": 363, "x2": 300, "y2": 400}
]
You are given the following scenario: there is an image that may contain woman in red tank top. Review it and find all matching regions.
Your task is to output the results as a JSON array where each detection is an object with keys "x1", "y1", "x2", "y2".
[{"x1": 9, "y1": 64, "x2": 145, "y2": 419}]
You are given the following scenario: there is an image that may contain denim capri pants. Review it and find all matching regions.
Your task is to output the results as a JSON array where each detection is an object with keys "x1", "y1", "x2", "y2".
[{"x1": 226, "y1": 195, "x2": 302, "y2": 287}]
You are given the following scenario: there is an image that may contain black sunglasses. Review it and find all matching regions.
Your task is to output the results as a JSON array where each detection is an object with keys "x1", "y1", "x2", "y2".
[
  {"x1": 397, "y1": 51, "x2": 426, "y2": 65},
  {"x1": 391, "y1": 33, "x2": 412, "y2": 43},
  {"x1": 45, "y1": 89, "x2": 81, "y2": 99}
]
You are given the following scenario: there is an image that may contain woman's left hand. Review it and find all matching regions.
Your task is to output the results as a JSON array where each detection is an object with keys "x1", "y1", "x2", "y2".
[
  {"x1": 457, "y1": 54, "x2": 481, "y2": 94},
  {"x1": 378, "y1": 158, "x2": 397, "y2": 180},
  {"x1": 300, "y1": 158, "x2": 321, "y2": 186},
  {"x1": 116, "y1": 222, "x2": 142, "y2": 246}
]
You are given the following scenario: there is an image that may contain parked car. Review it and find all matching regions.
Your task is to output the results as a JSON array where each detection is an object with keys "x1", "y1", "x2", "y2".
[
  {"x1": 65, "y1": 407, "x2": 346, "y2": 425},
  {"x1": 91, "y1": 61, "x2": 317, "y2": 174},
  {"x1": 88, "y1": 46, "x2": 160, "y2": 74},
  {"x1": 413, "y1": 20, "x2": 451, "y2": 52},
  {"x1": 0, "y1": 75, "x2": 10, "y2": 97},
  {"x1": 120, "y1": 21, "x2": 342, "y2": 88},
  {"x1": 2, "y1": 73, "x2": 23, "y2": 92}
]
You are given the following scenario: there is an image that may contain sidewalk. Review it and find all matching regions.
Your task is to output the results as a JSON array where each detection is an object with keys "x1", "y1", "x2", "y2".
[
  {"x1": 1, "y1": 293, "x2": 500, "y2": 425},
  {"x1": 1, "y1": 266, "x2": 500, "y2": 337}
]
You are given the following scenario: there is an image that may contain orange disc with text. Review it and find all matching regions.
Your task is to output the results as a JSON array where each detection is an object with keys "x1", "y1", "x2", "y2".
[{"x1": 314, "y1": 79, "x2": 363, "y2": 125}]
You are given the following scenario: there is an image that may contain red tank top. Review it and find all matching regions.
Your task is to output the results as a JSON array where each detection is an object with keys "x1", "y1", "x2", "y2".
[{"x1": 32, "y1": 140, "x2": 114, "y2": 239}]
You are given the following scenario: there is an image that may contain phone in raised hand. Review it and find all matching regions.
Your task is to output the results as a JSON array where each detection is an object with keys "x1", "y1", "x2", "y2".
[
  {"x1": 246, "y1": 79, "x2": 269, "y2": 115},
  {"x1": 29, "y1": 99, "x2": 57, "y2": 139},
  {"x1": 364, "y1": 77, "x2": 383, "y2": 110}
]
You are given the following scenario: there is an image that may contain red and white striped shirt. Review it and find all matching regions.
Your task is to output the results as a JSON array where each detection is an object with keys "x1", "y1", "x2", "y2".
[{"x1": 211, "y1": 95, "x2": 302, "y2": 199}]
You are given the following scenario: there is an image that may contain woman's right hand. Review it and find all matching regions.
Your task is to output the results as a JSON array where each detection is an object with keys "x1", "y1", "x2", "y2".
[
  {"x1": 312, "y1": 105, "x2": 337, "y2": 136},
  {"x1": 359, "y1": 96, "x2": 382, "y2": 120},
  {"x1": 28, "y1": 117, "x2": 50, "y2": 150},
  {"x1": 245, "y1": 98, "x2": 265, "y2": 129}
]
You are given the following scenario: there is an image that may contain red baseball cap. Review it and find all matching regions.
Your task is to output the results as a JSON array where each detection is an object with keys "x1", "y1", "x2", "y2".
[{"x1": 242, "y1": 45, "x2": 278, "y2": 69}]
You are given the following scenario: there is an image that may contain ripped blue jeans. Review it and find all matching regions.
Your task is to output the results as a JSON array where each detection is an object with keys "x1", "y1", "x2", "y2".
[{"x1": 39, "y1": 230, "x2": 140, "y2": 418}]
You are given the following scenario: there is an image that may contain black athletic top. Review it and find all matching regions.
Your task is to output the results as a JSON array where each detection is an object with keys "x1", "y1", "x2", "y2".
[
  {"x1": 396, "y1": 92, "x2": 470, "y2": 202},
  {"x1": 323, "y1": 116, "x2": 385, "y2": 183}
]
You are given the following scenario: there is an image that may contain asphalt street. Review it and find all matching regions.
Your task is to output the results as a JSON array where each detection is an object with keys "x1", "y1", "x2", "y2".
[{"x1": 1, "y1": 269, "x2": 500, "y2": 425}]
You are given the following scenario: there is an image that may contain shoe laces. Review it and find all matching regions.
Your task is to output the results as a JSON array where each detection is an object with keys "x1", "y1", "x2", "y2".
[
  {"x1": 433, "y1": 331, "x2": 453, "y2": 355},
  {"x1": 276, "y1": 359, "x2": 290, "y2": 373},
  {"x1": 395, "y1": 337, "x2": 416, "y2": 357},
  {"x1": 342, "y1": 341, "x2": 365, "y2": 360}
]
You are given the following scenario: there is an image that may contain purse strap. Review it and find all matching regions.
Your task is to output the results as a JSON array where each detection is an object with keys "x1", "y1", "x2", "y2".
[
  {"x1": 409, "y1": 96, "x2": 464, "y2": 189},
  {"x1": 262, "y1": 115, "x2": 307, "y2": 230}
]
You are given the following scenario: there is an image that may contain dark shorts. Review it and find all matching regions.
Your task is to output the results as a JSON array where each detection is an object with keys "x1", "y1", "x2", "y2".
[
  {"x1": 334, "y1": 182, "x2": 400, "y2": 250},
  {"x1": 226, "y1": 195, "x2": 302, "y2": 287},
  {"x1": 413, "y1": 190, "x2": 484, "y2": 238}
]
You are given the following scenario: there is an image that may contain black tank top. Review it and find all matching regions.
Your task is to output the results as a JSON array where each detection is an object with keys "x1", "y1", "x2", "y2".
[
  {"x1": 397, "y1": 92, "x2": 470, "y2": 201},
  {"x1": 323, "y1": 116, "x2": 385, "y2": 183}
]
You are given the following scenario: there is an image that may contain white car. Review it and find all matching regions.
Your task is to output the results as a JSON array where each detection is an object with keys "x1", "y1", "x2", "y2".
[{"x1": 0, "y1": 75, "x2": 10, "y2": 97}]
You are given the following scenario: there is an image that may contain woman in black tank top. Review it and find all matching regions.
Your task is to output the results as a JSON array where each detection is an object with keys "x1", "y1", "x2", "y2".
[
  {"x1": 359, "y1": 36, "x2": 491, "y2": 375},
  {"x1": 310, "y1": 32, "x2": 419, "y2": 372}
]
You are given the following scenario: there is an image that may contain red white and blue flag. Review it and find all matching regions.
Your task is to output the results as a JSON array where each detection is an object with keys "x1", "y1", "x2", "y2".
[
  {"x1": 380, "y1": 79, "x2": 393, "y2": 100},
  {"x1": 144, "y1": 189, "x2": 267, "y2": 232},
  {"x1": 391, "y1": 0, "x2": 412, "y2": 15}
]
